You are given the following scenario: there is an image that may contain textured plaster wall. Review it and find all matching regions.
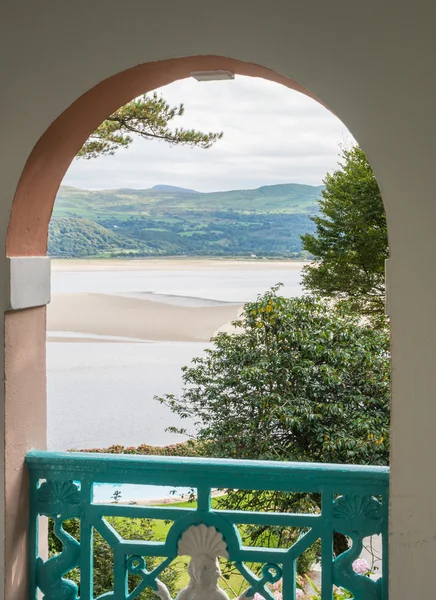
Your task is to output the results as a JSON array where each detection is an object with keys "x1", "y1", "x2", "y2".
[
  {"x1": 4, "y1": 308, "x2": 46, "y2": 600},
  {"x1": 0, "y1": 1, "x2": 436, "y2": 597}
]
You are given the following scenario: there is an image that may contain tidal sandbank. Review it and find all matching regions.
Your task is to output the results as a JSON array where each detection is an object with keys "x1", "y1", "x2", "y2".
[{"x1": 47, "y1": 293, "x2": 242, "y2": 342}]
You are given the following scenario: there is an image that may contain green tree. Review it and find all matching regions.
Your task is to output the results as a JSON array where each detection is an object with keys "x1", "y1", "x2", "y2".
[
  {"x1": 301, "y1": 146, "x2": 388, "y2": 323},
  {"x1": 49, "y1": 517, "x2": 178, "y2": 599},
  {"x1": 78, "y1": 92, "x2": 223, "y2": 159},
  {"x1": 158, "y1": 287, "x2": 390, "y2": 559},
  {"x1": 159, "y1": 287, "x2": 390, "y2": 466}
]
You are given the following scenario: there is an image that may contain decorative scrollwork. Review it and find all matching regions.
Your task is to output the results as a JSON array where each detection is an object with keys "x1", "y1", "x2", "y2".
[
  {"x1": 36, "y1": 516, "x2": 80, "y2": 600},
  {"x1": 258, "y1": 563, "x2": 282, "y2": 586},
  {"x1": 333, "y1": 494, "x2": 382, "y2": 521},
  {"x1": 176, "y1": 525, "x2": 229, "y2": 599},
  {"x1": 333, "y1": 540, "x2": 382, "y2": 600},
  {"x1": 37, "y1": 480, "x2": 80, "y2": 508},
  {"x1": 333, "y1": 494, "x2": 383, "y2": 538},
  {"x1": 127, "y1": 555, "x2": 147, "y2": 575},
  {"x1": 153, "y1": 524, "x2": 274, "y2": 600},
  {"x1": 109, "y1": 555, "x2": 174, "y2": 600},
  {"x1": 236, "y1": 562, "x2": 282, "y2": 600},
  {"x1": 178, "y1": 523, "x2": 229, "y2": 559},
  {"x1": 332, "y1": 494, "x2": 383, "y2": 600}
]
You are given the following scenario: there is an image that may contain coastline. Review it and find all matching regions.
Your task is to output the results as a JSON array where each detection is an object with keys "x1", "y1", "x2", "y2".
[
  {"x1": 47, "y1": 258, "x2": 303, "y2": 450},
  {"x1": 51, "y1": 257, "x2": 309, "y2": 272},
  {"x1": 48, "y1": 258, "x2": 303, "y2": 342}
]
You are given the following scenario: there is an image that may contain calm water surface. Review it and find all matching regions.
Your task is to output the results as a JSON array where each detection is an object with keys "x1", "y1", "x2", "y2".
[
  {"x1": 51, "y1": 268, "x2": 303, "y2": 301},
  {"x1": 47, "y1": 267, "x2": 303, "y2": 453}
]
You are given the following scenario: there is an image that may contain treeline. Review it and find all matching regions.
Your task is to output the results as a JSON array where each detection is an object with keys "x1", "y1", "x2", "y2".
[
  {"x1": 48, "y1": 211, "x2": 315, "y2": 258},
  {"x1": 48, "y1": 218, "x2": 142, "y2": 257}
]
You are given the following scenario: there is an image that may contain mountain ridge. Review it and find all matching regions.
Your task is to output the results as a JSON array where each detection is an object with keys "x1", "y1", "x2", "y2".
[
  {"x1": 151, "y1": 184, "x2": 199, "y2": 193},
  {"x1": 50, "y1": 182, "x2": 322, "y2": 258},
  {"x1": 61, "y1": 182, "x2": 323, "y2": 192}
]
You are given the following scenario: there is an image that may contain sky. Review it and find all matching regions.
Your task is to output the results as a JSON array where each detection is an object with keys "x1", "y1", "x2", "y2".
[{"x1": 62, "y1": 75, "x2": 354, "y2": 193}]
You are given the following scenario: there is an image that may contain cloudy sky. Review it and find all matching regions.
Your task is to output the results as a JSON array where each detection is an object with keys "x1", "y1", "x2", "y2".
[{"x1": 62, "y1": 76, "x2": 353, "y2": 193}]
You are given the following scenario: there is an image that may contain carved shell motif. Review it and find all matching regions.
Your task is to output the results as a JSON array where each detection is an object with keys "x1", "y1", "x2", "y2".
[
  {"x1": 333, "y1": 495, "x2": 382, "y2": 520},
  {"x1": 37, "y1": 480, "x2": 81, "y2": 505},
  {"x1": 178, "y1": 524, "x2": 229, "y2": 559}
]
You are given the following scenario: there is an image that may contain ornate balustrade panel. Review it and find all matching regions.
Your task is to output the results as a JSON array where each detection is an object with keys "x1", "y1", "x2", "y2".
[{"x1": 26, "y1": 451, "x2": 389, "y2": 600}]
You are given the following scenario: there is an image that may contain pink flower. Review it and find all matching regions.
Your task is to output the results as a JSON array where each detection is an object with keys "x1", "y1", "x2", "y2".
[
  {"x1": 252, "y1": 584, "x2": 302, "y2": 599},
  {"x1": 352, "y1": 558, "x2": 370, "y2": 575}
]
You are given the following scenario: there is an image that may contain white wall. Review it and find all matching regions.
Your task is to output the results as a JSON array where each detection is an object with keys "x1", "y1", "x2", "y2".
[{"x1": 1, "y1": 1, "x2": 436, "y2": 597}]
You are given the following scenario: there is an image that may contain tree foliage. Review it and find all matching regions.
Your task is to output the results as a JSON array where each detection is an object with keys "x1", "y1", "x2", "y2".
[
  {"x1": 78, "y1": 92, "x2": 223, "y2": 159},
  {"x1": 49, "y1": 517, "x2": 178, "y2": 599},
  {"x1": 301, "y1": 146, "x2": 388, "y2": 323},
  {"x1": 48, "y1": 217, "x2": 141, "y2": 257},
  {"x1": 158, "y1": 288, "x2": 390, "y2": 560},
  {"x1": 48, "y1": 212, "x2": 315, "y2": 259},
  {"x1": 159, "y1": 287, "x2": 390, "y2": 466}
]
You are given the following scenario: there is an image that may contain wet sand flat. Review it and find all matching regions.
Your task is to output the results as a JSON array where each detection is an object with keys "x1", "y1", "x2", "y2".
[{"x1": 47, "y1": 293, "x2": 242, "y2": 342}]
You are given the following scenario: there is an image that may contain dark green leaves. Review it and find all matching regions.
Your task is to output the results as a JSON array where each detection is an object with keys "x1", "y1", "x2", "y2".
[
  {"x1": 157, "y1": 289, "x2": 390, "y2": 467},
  {"x1": 156, "y1": 289, "x2": 389, "y2": 566},
  {"x1": 301, "y1": 146, "x2": 388, "y2": 325},
  {"x1": 78, "y1": 92, "x2": 223, "y2": 159}
]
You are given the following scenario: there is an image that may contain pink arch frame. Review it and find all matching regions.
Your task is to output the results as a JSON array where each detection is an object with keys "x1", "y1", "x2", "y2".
[
  {"x1": 7, "y1": 56, "x2": 322, "y2": 257},
  {"x1": 3, "y1": 56, "x2": 324, "y2": 598}
]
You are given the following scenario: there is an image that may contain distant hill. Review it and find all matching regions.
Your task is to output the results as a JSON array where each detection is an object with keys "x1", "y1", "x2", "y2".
[
  {"x1": 151, "y1": 184, "x2": 199, "y2": 193},
  {"x1": 49, "y1": 183, "x2": 322, "y2": 258}
]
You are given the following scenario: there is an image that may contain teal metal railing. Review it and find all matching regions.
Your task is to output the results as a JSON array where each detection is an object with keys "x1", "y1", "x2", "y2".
[{"x1": 26, "y1": 451, "x2": 389, "y2": 600}]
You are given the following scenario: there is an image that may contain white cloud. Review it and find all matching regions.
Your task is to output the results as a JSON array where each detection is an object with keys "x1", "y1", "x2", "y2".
[{"x1": 62, "y1": 75, "x2": 354, "y2": 192}]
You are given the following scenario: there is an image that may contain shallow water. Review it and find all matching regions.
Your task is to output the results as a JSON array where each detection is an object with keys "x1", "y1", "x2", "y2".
[
  {"x1": 47, "y1": 266, "x2": 303, "y2": 452},
  {"x1": 93, "y1": 482, "x2": 192, "y2": 503},
  {"x1": 47, "y1": 340, "x2": 207, "y2": 451},
  {"x1": 51, "y1": 267, "x2": 303, "y2": 301}
]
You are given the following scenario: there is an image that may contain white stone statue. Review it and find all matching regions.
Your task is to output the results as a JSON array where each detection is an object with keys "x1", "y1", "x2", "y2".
[{"x1": 153, "y1": 524, "x2": 254, "y2": 600}]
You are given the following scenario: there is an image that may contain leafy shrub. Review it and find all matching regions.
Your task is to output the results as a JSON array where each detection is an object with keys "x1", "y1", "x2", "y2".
[{"x1": 48, "y1": 517, "x2": 178, "y2": 599}]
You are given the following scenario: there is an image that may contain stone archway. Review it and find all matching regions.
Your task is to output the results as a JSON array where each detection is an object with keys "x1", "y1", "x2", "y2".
[
  {"x1": 7, "y1": 56, "x2": 322, "y2": 257},
  {"x1": 2, "y1": 56, "x2": 339, "y2": 599}
]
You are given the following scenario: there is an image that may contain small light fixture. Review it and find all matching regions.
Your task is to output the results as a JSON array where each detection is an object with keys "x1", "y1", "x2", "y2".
[{"x1": 191, "y1": 70, "x2": 235, "y2": 82}]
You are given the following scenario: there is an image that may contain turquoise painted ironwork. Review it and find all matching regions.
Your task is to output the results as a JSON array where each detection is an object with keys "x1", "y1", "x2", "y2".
[{"x1": 26, "y1": 451, "x2": 389, "y2": 600}]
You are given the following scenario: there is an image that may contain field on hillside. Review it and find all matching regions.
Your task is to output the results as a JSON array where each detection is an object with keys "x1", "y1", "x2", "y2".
[{"x1": 49, "y1": 183, "x2": 322, "y2": 258}]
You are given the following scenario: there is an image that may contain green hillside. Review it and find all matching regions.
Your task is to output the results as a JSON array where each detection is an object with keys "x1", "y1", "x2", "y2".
[
  {"x1": 49, "y1": 218, "x2": 145, "y2": 257},
  {"x1": 49, "y1": 183, "x2": 322, "y2": 258}
]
